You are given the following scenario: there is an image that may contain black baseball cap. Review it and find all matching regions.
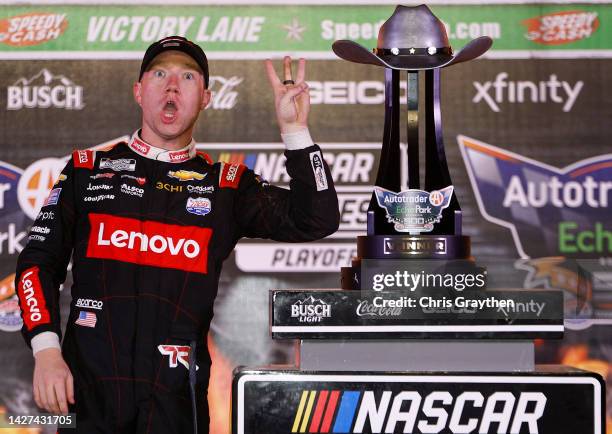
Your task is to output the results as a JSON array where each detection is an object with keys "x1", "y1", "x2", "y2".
[{"x1": 139, "y1": 36, "x2": 209, "y2": 87}]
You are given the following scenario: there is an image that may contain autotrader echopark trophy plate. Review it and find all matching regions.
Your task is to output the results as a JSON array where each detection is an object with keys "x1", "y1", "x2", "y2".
[
  {"x1": 270, "y1": 289, "x2": 563, "y2": 339},
  {"x1": 232, "y1": 368, "x2": 604, "y2": 434}
]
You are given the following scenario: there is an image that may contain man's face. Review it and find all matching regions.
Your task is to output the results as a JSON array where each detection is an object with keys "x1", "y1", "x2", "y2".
[{"x1": 133, "y1": 50, "x2": 210, "y2": 143}]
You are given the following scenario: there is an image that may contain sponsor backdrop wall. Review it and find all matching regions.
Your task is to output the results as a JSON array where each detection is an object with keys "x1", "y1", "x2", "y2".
[{"x1": 1, "y1": 1, "x2": 611, "y2": 432}]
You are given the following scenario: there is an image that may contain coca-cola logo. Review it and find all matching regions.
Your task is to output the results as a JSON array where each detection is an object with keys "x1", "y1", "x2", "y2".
[
  {"x1": 356, "y1": 300, "x2": 402, "y2": 317},
  {"x1": 86, "y1": 213, "x2": 212, "y2": 273},
  {"x1": 522, "y1": 10, "x2": 600, "y2": 46},
  {"x1": 206, "y1": 76, "x2": 243, "y2": 110}
]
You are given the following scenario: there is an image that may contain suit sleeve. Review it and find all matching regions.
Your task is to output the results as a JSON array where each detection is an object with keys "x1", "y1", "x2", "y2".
[
  {"x1": 234, "y1": 144, "x2": 339, "y2": 242},
  {"x1": 15, "y1": 157, "x2": 76, "y2": 351}
]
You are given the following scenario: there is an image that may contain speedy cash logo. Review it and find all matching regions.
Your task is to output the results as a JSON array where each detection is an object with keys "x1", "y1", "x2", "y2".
[
  {"x1": 458, "y1": 135, "x2": 612, "y2": 259},
  {"x1": 0, "y1": 12, "x2": 68, "y2": 46},
  {"x1": 522, "y1": 10, "x2": 600, "y2": 45},
  {"x1": 290, "y1": 388, "x2": 547, "y2": 433},
  {"x1": 86, "y1": 213, "x2": 212, "y2": 274}
]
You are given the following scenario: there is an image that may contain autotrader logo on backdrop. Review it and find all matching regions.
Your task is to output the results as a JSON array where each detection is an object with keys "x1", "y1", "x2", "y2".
[
  {"x1": 458, "y1": 135, "x2": 611, "y2": 260},
  {"x1": 472, "y1": 73, "x2": 583, "y2": 112},
  {"x1": 6, "y1": 69, "x2": 85, "y2": 110}
]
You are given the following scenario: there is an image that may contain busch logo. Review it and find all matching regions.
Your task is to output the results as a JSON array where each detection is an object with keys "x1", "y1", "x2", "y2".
[
  {"x1": 86, "y1": 213, "x2": 212, "y2": 273},
  {"x1": 473, "y1": 73, "x2": 583, "y2": 113},
  {"x1": 7, "y1": 69, "x2": 84, "y2": 110},
  {"x1": 158, "y1": 344, "x2": 199, "y2": 371},
  {"x1": 291, "y1": 296, "x2": 331, "y2": 323},
  {"x1": 206, "y1": 76, "x2": 243, "y2": 110}
]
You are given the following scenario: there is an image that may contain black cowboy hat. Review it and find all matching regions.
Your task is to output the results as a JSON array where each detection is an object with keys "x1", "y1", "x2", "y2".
[{"x1": 332, "y1": 4, "x2": 492, "y2": 70}]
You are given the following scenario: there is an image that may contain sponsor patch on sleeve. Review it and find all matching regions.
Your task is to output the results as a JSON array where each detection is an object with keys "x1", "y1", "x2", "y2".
[
  {"x1": 309, "y1": 150, "x2": 329, "y2": 191},
  {"x1": 219, "y1": 162, "x2": 246, "y2": 189},
  {"x1": 43, "y1": 188, "x2": 61, "y2": 206},
  {"x1": 17, "y1": 266, "x2": 51, "y2": 331},
  {"x1": 73, "y1": 150, "x2": 96, "y2": 169}
]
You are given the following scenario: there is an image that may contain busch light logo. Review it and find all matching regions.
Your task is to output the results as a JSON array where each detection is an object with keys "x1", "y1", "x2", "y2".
[
  {"x1": 374, "y1": 186, "x2": 453, "y2": 234},
  {"x1": 7, "y1": 69, "x2": 84, "y2": 110},
  {"x1": 291, "y1": 296, "x2": 331, "y2": 323},
  {"x1": 458, "y1": 135, "x2": 612, "y2": 258}
]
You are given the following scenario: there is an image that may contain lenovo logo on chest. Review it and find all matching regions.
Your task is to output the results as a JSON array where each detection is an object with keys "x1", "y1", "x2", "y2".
[{"x1": 86, "y1": 213, "x2": 212, "y2": 273}]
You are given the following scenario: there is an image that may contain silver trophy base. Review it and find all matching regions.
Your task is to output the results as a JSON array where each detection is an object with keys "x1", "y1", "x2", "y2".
[{"x1": 298, "y1": 339, "x2": 534, "y2": 372}]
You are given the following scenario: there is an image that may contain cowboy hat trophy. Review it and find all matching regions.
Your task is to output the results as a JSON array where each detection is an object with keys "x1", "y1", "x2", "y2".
[{"x1": 334, "y1": 5, "x2": 492, "y2": 274}]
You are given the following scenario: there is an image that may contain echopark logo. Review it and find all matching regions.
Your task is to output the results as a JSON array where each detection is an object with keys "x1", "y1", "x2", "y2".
[{"x1": 86, "y1": 213, "x2": 212, "y2": 273}]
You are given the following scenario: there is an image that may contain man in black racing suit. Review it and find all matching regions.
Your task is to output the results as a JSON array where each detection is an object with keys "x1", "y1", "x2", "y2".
[{"x1": 16, "y1": 36, "x2": 339, "y2": 433}]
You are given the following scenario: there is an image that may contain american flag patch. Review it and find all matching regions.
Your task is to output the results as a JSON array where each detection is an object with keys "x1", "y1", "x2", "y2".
[{"x1": 75, "y1": 311, "x2": 97, "y2": 328}]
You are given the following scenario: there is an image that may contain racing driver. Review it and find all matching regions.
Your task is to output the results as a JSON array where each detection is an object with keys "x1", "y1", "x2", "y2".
[{"x1": 16, "y1": 36, "x2": 339, "y2": 433}]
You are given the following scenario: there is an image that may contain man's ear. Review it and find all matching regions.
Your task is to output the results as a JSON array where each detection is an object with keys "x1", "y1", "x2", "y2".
[
  {"x1": 201, "y1": 88, "x2": 212, "y2": 110},
  {"x1": 133, "y1": 82, "x2": 143, "y2": 107}
]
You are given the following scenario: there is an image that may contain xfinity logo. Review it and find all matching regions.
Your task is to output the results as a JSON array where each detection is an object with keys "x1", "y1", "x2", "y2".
[
  {"x1": 7, "y1": 69, "x2": 84, "y2": 110},
  {"x1": 473, "y1": 73, "x2": 583, "y2": 112}
]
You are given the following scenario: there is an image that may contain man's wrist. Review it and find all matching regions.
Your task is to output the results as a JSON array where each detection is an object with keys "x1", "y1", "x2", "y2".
[
  {"x1": 281, "y1": 127, "x2": 315, "y2": 151},
  {"x1": 31, "y1": 331, "x2": 61, "y2": 356}
]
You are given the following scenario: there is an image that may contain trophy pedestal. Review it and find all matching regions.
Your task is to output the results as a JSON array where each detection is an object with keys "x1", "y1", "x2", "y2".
[
  {"x1": 298, "y1": 339, "x2": 534, "y2": 372},
  {"x1": 232, "y1": 289, "x2": 605, "y2": 433}
]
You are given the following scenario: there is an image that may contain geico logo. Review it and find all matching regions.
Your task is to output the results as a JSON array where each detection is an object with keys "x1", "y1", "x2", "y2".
[
  {"x1": 75, "y1": 298, "x2": 103, "y2": 310},
  {"x1": 96, "y1": 222, "x2": 200, "y2": 258},
  {"x1": 87, "y1": 183, "x2": 112, "y2": 191},
  {"x1": 156, "y1": 182, "x2": 183, "y2": 192},
  {"x1": 294, "y1": 390, "x2": 547, "y2": 433},
  {"x1": 291, "y1": 304, "x2": 331, "y2": 317},
  {"x1": 187, "y1": 185, "x2": 214, "y2": 194},
  {"x1": 20, "y1": 270, "x2": 41, "y2": 322},
  {"x1": 308, "y1": 80, "x2": 408, "y2": 105}
]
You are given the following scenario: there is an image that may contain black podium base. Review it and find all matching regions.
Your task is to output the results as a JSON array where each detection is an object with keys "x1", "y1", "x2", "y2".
[{"x1": 233, "y1": 367, "x2": 604, "y2": 434}]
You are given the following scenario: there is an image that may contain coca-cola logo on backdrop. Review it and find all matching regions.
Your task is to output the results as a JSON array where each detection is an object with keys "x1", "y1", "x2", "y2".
[{"x1": 206, "y1": 75, "x2": 243, "y2": 110}]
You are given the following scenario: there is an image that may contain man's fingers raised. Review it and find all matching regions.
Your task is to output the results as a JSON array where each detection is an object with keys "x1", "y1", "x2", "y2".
[
  {"x1": 283, "y1": 56, "x2": 293, "y2": 82},
  {"x1": 296, "y1": 58, "x2": 306, "y2": 83},
  {"x1": 264, "y1": 59, "x2": 282, "y2": 89}
]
